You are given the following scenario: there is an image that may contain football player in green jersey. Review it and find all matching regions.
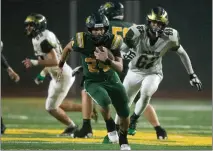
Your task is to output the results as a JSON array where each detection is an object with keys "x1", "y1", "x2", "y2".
[
  {"x1": 58, "y1": 12, "x2": 131, "y2": 150},
  {"x1": 99, "y1": 1, "x2": 167, "y2": 140}
]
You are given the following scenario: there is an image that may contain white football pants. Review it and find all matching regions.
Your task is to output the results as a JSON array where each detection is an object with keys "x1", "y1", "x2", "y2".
[
  {"x1": 45, "y1": 65, "x2": 75, "y2": 111},
  {"x1": 115, "y1": 70, "x2": 163, "y2": 124}
]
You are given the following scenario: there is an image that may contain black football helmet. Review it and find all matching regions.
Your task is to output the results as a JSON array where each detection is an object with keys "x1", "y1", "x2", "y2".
[
  {"x1": 24, "y1": 13, "x2": 47, "y2": 38},
  {"x1": 99, "y1": 2, "x2": 124, "y2": 20},
  {"x1": 146, "y1": 6, "x2": 169, "y2": 36},
  {"x1": 86, "y1": 12, "x2": 110, "y2": 46}
]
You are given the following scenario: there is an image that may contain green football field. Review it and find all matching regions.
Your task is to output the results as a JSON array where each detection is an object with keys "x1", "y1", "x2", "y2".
[{"x1": 1, "y1": 97, "x2": 212, "y2": 150}]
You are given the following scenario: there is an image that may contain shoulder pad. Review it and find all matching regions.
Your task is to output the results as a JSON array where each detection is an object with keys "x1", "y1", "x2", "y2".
[
  {"x1": 75, "y1": 32, "x2": 85, "y2": 48},
  {"x1": 43, "y1": 30, "x2": 57, "y2": 47},
  {"x1": 111, "y1": 34, "x2": 123, "y2": 50}
]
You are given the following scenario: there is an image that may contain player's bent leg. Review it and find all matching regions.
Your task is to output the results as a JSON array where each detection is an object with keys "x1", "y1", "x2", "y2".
[
  {"x1": 81, "y1": 90, "x2": 98, "y2": 122},
  {"x1": 60, "y1": 100, "x2": 82, "y2": 112},
  {"x1": 129, "y1": 74, "x2": 163, "y2": 135},
  {"x1": 144, "y1": 104, "x2": 160, "y2": 126},
  {"x1": 73, "y1": 90, "x2": 94, "y2": 138},
  {"x1": 123, "y1": 70, "x2": 143, "y2": 107},
  {"x1": 107, "y1": 78, "x2": 130, "y2": 148},
  {"x1": 114, "y1": 70, "x2": 142, "y2": 128},
  {"x1": 119, "y1": 115, "x2": 131, "y2": 150},
  {"x1": 143, "y1": 104, "x2": 167, "y2": 139},
  {"x1": 46, "y1": 76, "x2": 77, "y2": 136},
  {"x1": 99, "y1": 106, "x2": 118, "y2": 143}
]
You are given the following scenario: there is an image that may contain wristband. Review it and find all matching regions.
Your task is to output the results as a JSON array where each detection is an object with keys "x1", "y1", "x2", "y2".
[{"x1": 30, "y1": 59, "x2": 39, "y2": 66}]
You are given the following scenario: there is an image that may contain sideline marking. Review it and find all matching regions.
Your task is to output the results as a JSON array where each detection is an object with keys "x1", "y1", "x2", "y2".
[{"x1": 1, "y1": 129, "x2": 212, "y2": 146}]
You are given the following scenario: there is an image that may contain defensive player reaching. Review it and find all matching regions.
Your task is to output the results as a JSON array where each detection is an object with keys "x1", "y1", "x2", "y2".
[
  {"x1": 116, "y1": 6, "x2": 202, "y2": 137},
  {"x1": 99, "y1": 1, "x2": 167, "y2": 139}
]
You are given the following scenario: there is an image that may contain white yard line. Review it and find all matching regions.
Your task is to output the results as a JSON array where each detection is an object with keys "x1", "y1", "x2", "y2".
[{"x1": 152, "y1": 105, "x2": 211, "y2": 111}]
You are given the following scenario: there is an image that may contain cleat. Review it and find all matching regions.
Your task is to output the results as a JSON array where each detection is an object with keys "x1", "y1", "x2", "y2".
[
  {"x1": 102, "y1": 135, "x2": 112, "y2": 144},
  {"x1": 128, "y1": 115, "x2": 138, "y2": 136},
  {"x1": 120, "y1": 144, "x2": 131, "y2": 150},
  {"x1": 127, "y1": 128, "x2": 136, "y2": 136},
  {"x1": 108, "y1": 130, "x2": 119, "y2": 143},
  {"x1": 128, "y1": 121, "x2": 137, "y2": 136},
  {"x1": 156, "y1": 127, "x2": 168, "y2": 140},
  {"x1": 72, "y1": 126, "x2": 93, "y2": 138},
  {"x1": 58, "y1": 125, "x2": 78, "y2": 136},
  {"x1": 102, "y1": 131, "x2": 119, "y2": 144}
]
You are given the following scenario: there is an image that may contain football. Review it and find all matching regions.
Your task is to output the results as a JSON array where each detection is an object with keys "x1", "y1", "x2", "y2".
[{"x1": 97, "y1": 46, "x2": 115, "y2": 60}]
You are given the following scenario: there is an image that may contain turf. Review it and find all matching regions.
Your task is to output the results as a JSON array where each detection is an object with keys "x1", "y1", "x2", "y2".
[{"x1": 1, "y1": 98, "x2": 212, "y2": 150}]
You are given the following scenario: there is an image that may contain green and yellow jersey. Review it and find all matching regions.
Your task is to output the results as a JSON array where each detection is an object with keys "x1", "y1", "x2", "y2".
[
  {"x1": 71, "y1": 32, "x2": 122, "y2": 81},
  {"x1": 109, "y1": 20, "x2": 134, "y2": 81},
  {"x1": 109, "y1": 20, "x2": 134, "y2": 38}
]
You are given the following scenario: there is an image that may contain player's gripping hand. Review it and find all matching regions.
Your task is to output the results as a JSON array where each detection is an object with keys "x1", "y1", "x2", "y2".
[
  {"x1": 189, "y1": 73, "x2": 202, "y2": 91},
  {"x1": 94, "y1": 46, "x2": 109, "y2": 62}
]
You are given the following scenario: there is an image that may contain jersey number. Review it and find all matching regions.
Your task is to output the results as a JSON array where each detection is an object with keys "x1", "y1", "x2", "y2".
[
  {"x1": 112, "y1": 26, "x2": 128, "y2": 38},
  {"x1": 85, "y1": 57, "x2": 110, "y2": 73},
  {"x1": 135, "y1": 55, "x2": 158, "y2": 69}
]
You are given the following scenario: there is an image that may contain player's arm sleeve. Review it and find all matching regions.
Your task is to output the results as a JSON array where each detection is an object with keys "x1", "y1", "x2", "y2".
[
  {"x1": 176, "y1": 45, "x2": 194, "y2": 74},
  {"x1": 40, "y1": 39, "x2": 55, "y2": 53},
  {"x1": 169, "y1": 29, "x2": 181, "y2": 51},
  {"x1": 1, "y1": 54, "x2": 10, "y2": 69}
]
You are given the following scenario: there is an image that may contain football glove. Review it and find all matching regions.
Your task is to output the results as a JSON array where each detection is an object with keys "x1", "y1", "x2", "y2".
[
  {"x1": 189, "y1": 73, "x2": 202, "y2": 91},
  {"x1": 123, "y1": 50, "x2": 136, "y2": 61},
  {"x1": 72, "y1": 66, "x2": 83, "y2": 77}
]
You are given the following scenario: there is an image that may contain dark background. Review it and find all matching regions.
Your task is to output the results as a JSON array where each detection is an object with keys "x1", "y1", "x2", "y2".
[{"x1": 1, "y1": 0, "x2": 212, "y2": 99}]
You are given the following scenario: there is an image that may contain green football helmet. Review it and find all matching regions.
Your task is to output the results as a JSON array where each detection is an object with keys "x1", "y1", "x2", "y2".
[
  {"x1": 86, "y1": 12, "x2": 110, "y2": 46},
  {"x1": 99, "y1": 2, "x2": 124, "y2": 20}
]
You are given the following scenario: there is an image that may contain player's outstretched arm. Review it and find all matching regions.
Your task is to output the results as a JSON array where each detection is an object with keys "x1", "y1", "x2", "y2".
[{"x1": 176, "y1": 45, "x2": 202, "y2": 91}]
